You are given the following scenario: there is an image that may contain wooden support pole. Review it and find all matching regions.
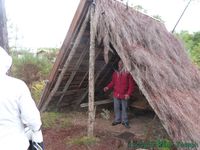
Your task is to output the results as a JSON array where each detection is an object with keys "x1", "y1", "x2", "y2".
[
  {"x1": 39, "y1": 8, "x2": 90, "y2": 112},
  {"x1": 87, "y1": 2, "x2": 96, "y2": 137}
]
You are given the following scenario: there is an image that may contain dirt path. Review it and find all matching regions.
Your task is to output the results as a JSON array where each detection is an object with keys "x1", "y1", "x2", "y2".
[{"x1": 72, "y1": 110, "x2": 166, "y2": 139}]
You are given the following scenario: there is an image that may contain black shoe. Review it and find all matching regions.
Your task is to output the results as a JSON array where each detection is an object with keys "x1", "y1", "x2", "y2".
[
  {"x1": 123, "y1": 122, "x2": 130, "y2": 128},
  {"x1": 112, "y1": 121, "x2": 121, "y2": 126}
]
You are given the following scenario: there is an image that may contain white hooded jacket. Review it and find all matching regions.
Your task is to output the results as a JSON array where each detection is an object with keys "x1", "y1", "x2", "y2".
[{"x1": 0, "y1": 47, "x2": 42, "y2": 150}]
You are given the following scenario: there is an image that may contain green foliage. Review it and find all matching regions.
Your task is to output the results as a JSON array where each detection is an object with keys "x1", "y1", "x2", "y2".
[
  {"x1": 10, "y1": 50, "x2": 53, "y2": 86},
  {"x1": 68, "y1": 136, "x2": 98, "y2": 146},
  {"x1": 176, "y1": 31, "x2": 200, "y2": 66},
  {"x1": 31, "y1": 81, "x2": 46, "y2": 105},
  {"x1": 156, "y1": 139, "x2": 173, "y2": 150},
  {"x1": 41, "y1": 112, "x2": 71, "y2": 129},
  {"x1": 192, "y1": 32, "x2": 200, "y2": 47},
  {"x1": 190, "y1": 43, "x2": 200, "y2": 65},
  {"x1": 176, "y1": 31, "x2": 194, "y2": 52},
  {"x1": 36, "y1": 48, "x2": 58, "y2": 62},
  {"x1": 100, "y1": 108, "x2": 110, "y2": 120},
  {"x1": 12, "y1": 51, "x2": 52, "y2": 78}
]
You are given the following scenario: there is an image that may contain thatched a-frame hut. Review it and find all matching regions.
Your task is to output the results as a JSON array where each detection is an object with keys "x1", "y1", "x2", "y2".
[{"x1": 38, "y1": 0, "x2": 200, "y2": 148}]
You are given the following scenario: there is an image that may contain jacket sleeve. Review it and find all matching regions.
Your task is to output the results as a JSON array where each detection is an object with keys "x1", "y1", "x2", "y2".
[
  {"x1": 106, "y1": 72, "x2": 115, "y2": 90},
  {"x1": 18, "y1": 81, "x2": 42, "y2": 132},
  {"x1": 127, "y1": 73, "x2": 135, "y2": 96}
]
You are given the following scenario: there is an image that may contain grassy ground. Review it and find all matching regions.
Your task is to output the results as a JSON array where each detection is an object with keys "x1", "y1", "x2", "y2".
[{"x1": 41, "y1": 109, "x2": 175, "y2": 150}]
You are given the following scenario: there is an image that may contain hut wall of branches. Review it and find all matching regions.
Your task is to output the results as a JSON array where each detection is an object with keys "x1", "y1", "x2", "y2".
[{"x1": 93, "y1": 0, "x2": 200, "y2": 147}]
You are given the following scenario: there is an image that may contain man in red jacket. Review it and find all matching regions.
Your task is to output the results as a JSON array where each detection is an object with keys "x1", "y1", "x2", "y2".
[{"x1": 104, "y1": 60, "x2": 135, "y2": 128}]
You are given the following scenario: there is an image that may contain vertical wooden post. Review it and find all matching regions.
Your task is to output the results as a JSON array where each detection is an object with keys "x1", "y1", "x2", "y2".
[
  {"x1": 88, "y1": 1, "x2": 96, "y2": 137},
  {"x1": 0, "y1": 0, "x2": 9, "y2": 52}
]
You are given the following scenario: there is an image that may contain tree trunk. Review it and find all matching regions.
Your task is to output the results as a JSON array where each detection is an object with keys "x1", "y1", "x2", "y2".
[
  {"x1": 0, "y1": 0, "x2": 9, "y2": 52},
  {"x1": 87, "y1": 3, "x2": 96, "y2": 137}
]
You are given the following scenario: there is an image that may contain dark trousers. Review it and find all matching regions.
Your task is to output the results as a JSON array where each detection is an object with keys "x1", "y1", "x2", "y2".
[{"x1": 114, "y1": 98, "x2": 128, "y2": 123}]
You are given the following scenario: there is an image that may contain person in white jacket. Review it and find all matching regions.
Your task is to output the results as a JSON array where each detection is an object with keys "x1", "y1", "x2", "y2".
[{"x1": 0, "y1": 47, "x2": 44, "y2": 150}]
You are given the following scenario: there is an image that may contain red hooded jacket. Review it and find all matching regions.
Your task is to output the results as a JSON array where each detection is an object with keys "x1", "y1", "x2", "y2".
[{"x1": 106, "y1": 71, "x2": 135, "y2": 99}]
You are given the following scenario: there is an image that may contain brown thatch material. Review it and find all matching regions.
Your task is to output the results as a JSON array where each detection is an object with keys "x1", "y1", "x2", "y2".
[
  {"x1": 94, "y1": 0, "x2": 200, "y2": 147},
  {"x1": 39, "y1": 0, "x2": 200, "y2": 148}
]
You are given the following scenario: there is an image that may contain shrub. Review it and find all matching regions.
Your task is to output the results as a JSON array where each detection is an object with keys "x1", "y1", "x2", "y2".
[
  {"x1": 11, "y1": 51, "x2": 52, "y2": 87},
  {"x1": 31, "y1": 81, "x2": 46, "y2": 105}
]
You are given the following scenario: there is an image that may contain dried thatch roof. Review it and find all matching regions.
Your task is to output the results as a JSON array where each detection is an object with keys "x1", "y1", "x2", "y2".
[{"x1": 39, "y1": 0, "x2": 200, "y2": 148}]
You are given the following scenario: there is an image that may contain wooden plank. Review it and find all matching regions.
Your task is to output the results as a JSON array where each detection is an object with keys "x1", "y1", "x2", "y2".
[
  {"x1": 54, "y1": 88, "x2": 87, "y2": 96},
  {"x1": 80, "y1": 99, "x2": 112, "y2": 107}
]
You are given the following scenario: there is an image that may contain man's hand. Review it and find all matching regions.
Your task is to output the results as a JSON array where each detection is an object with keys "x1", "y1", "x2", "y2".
[
  {"x1": 103, "y1": 87, "x2": 109, "y2": 92},
  {"x1": 32, "y1": 130, "x2": 43, "y2": 143},
  {"x1": 125, "y1": 94, "x2": 130, "y2": 100}
]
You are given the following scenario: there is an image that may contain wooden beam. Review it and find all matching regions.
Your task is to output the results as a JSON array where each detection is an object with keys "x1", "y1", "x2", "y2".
[
  {"x1": 88, "y1": 3, "x2": 95, "y2": 137},
  {"x1": 80, "y1": 99, "x2": 112, "y2": 107},
  {"x1": 56, "y1": 42, "x2": 89, "y2": 107},
  {"x1": 54, "y1": 88, "x2": 87, "y2": 96},
  {"x1": 40, "y1": 9, "x2": 90, "y2": 112}
]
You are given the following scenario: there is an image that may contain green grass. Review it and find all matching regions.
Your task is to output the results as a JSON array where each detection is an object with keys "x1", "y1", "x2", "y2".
[
  {"x1": 41, "y1": 112, "x2": 71, "y2": 129},
  {"x1": 68, "y1": 136, "x2": 99, "y2": 146}
]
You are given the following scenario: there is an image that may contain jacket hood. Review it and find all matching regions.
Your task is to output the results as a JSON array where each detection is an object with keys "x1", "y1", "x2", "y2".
[{"x1": 0, "y1": 46, "x2": 12, "y2": 75}]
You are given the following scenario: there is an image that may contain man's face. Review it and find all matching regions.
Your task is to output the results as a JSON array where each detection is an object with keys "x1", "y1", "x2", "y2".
[{"x1": 118, "y1": 60, "x2": 123, "y2": 71}]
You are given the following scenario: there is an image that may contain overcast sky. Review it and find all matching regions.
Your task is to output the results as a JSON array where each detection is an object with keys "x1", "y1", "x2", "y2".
[{"x1": 5, "y1": 0, "x2": 200, "y2": 48}]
